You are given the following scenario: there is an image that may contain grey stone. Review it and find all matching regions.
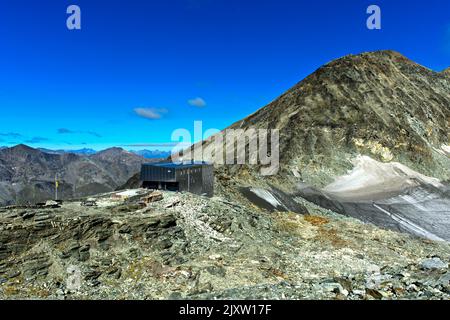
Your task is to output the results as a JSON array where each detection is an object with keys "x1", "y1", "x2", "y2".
[
  {"x1": 6, "y1": 270, "x2": 21, "y2": 279},
  {"x1": 206, "y1": 266, "x2": 226, "y2": 277},
  {"x1": 420, "y1": 258, "x2": 448, "y2": 271}
]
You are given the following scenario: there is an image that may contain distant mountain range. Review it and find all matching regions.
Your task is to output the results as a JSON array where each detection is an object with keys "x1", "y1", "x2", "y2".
[
  {"x1": 35, "y1": 147, "x2": 171, "y2": 159},
  {"x1": 130, "y1": 149, "x2": 171, "y2": 159},
  {"x1": 0, "y1": 144, "x2": 164, "y2": 206}
]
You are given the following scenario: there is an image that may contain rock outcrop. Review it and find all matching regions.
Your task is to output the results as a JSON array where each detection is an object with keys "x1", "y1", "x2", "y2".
[{"x1": 0, "y1": 189, "x2": 449, "y2": 299}]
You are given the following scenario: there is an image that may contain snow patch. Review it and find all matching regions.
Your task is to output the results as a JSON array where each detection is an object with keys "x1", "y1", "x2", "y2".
[
  {"x1": 432, "y1": 145, "x2": 450, "y2": 157},
  {"x1": 250, "y1": 188, "x2": 283, "y2": 209},
  {"x1": 323, "y1": 155, "x2": 442, "y2": 201},
  {"x1": 115, "y1": 189, "x2": 142, "y2": 197},
  {"x1": 373, "y1": 203, "x2": 446, "y2": 242}
]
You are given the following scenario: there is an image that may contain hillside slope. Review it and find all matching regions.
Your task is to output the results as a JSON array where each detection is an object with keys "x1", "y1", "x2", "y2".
[
  {"x1": 0, "y1": 145, "x2": 146, "y2": 205},
  {"x1": 186, "y1": 50, "x2": 450, "y2": 242},
  {"x1": 198, "y1": 50, "x2": 449, "y2": 189}
]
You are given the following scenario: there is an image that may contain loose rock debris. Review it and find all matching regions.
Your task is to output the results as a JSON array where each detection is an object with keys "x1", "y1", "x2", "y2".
[{"x1": 0, "y1": 189, "x2": 449, "y2": 300}]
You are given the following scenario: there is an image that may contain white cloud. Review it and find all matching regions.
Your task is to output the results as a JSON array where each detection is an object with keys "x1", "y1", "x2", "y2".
[
  {"x1": 188, "y1": 97, "x2": 207, "y2": 108},
  {"x1": 134, "y1": 107, "x2": 168, "y2": 120}
]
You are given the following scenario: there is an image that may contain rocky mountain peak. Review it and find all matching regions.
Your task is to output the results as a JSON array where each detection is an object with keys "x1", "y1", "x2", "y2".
[
  {"x1": 92, "y1": 147, "x2": 132, "y2": 158},
  {"x1": 307, "y1": 50, "x2": 430, "y2": 87},
  {"x1": 5, "y1": 144, "x2": 39, "y2": 154},
  {"x1": 97, "y1": 147, "x2": 125, "y2": 154},
  {"x1": 204, "y1": 50, "x2": 450, "y2": 188},
  {"x1": 91, "y1": 147, "x2": 144, "y2": 162}
]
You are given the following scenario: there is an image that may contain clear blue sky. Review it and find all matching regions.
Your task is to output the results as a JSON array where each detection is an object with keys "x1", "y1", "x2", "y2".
[{"x1": 0, "y1": 0, "x2": 449, "y2": 150}]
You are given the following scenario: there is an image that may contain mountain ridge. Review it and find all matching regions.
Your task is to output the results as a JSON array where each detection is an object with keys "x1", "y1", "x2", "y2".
[
  {"x1": 0, "y1": 145, "x2": 148, "y2": 205},
  {"x1": 196, "y1": 50, "x2": 450, "y2": 190},
  {"x1": 37, "y1": 147, "x2": 97, "y2": 156}
]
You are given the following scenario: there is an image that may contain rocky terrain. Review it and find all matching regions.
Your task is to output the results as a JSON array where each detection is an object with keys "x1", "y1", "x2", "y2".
[
  {"x1": 0, "y1": 145, "x2": 149, "y2": 206},
  {"x1": 185, "y1": 50, "x2": 450, "y2": 244},
  {"x1": 0, "y1": 189, "x2": 449, "y2": 300},
  {"x1": 0, "y1": 50, "x2": 449, "y2": 300}
]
